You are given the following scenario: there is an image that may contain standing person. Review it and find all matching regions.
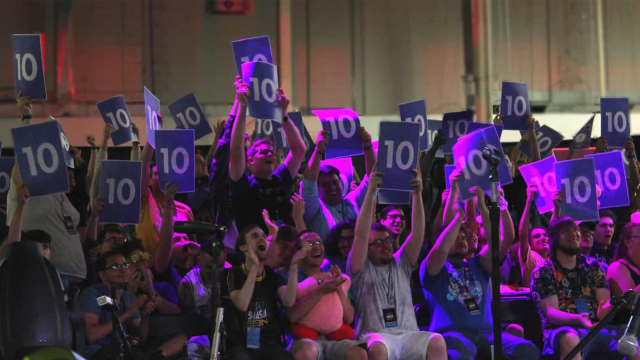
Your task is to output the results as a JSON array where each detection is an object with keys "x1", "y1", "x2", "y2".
[
  {"x1": 348, "y1": 165, "x2": 447, "y2": 360},
  {"x1": 421, "y1": 170, "x2": 538, "y2": 360},
  {"x1": 531, "y1": 217, "x2": 638, "y2": 360},
  {"x1": 228, "y1": 79, "x2": 306, "y2": 234}
]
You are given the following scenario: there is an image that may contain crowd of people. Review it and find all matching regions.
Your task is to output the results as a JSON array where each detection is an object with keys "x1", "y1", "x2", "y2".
[{"x1": 2, "y1": 76, "x2": 640, "y2": 360}]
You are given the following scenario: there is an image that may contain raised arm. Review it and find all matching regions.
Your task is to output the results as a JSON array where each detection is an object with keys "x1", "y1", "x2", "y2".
[
  {"x1": 229, "y1": 79, "x2": 249, "y2": 182},
  {"x1": 528, "y1": 115, "x2": 541, "y2": 162},
  {"x1": 154, "y1": 182, "x2": 179, "y2": 274},
  {"x1": 422, "y1": 201, "x2": 464, "y2": 276},
  {"x1": 278, "y1": 244, "x2": 309, "y2": 308},
  {"x1": 7, "y1": 183, "x2": 29, "y2": 243},
  {"x1": 229, "y1": 250, "x2": 259, "y2": 312},
  {"x1": 85, "y1": 136, "x2": 98, "y2": 194},
  {"x1": 139, "y1": 137, "x2": 156, "y2": 201},
  {"x1": 11, "y1": 94, "x2": 33, "y2": 187},
  {"x1": 84, "y1": 198, "x2": 103, "y2": 244},
  {"x1": 279, "y1": 90, "x2": 305, "y2": 177},
  {"x1": 91, "y1": 125, "x2": 115, "y2": 204},
  {"x1": 625, "y1": 138, "x2": 639, "y2": 199},
  {"x1": 304, "y1": 131, "x2": 328, "y2": 182},
  {"x1": 443, "y1": 170, "x2": 464, "y2": 225},
  {"x1": 206, "y1": 119, "x2": 227, "y2": 165},
  {"x1": 398, "y1": 166, "x2": 425, "y2": 268},
  {"x1": 359, "y1": 127, "x2": 375, "y2": 175},
  {"x1": 348, "y1": 168, "x2": 383, "y2": 276},
  {"x1": 130, "y1": 123, "x2": 141, "y2": 161},
  {"x1": 474, "y1": 187, "x2": 493, "y2": 273},
  {"x1": 551, "y1": 190, "x2": 564, "y2": 222},
  {"x1": 290, "y1": 193, "x2": 307, "y2": 233},
  {"x1": 519, "y1": 185, "x2": 538, "y2": 264}
]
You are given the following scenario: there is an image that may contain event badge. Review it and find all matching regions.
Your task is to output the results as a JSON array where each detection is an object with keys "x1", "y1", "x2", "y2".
[
  {"x1": 247, "y1": 327, "x2": 261, "y2": 349},
  {"x1": 383, "y1": 308, "x2": 398, "y2": 328},
  {"x1": 574, "y1": 298, "x2": 589, "y2": 315},
  {"x1": 63, "y1": 214, "x2": 76, "y2": 235},
  {"x1": 464, "y1": 298, "x2": 481, "y2": 315}
]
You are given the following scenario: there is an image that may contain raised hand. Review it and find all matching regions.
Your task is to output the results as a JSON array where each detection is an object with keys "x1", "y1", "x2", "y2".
[
  {"x1": 358, "y1": 126, "x2": 372, "y2": 147},
  {"x1": 131, "y1": 123, "x2": 140, "y2": 140},
  {"x1": 278, "y1": 88, "x2": 290, "y2": 114},
  {"x1": 236, "y1": 80, "x2": 251, "y2": 106},
  {"x1": 214, "y1": 119, "x2": 227, "y2": 135},
  {"x1": 17, "y1": 92, "x2": 32, "y2": 115},
  {"x1": 316, "y1": 130, "x2": 329, "y2": 153},
  {"x1": 409, "y1": 168, "x2": 423, "y2": 194},
  {"x1": 86, "y1": 135, "x2": 97, "y2": 147},
  {"x1": 16, "y1": 182, "x2": 30, "y2": 205},
  {"x1": 493, "y1": 114, "x2": 503, "y2": 126},
  {"x1": 526, "y1": 185, "x2": 539, "y2": 203},
  {"x1": 262, "y1": 209, "x2": 278, "y2": 237},
  {"x1": 163, "y1": 181, "x2": 180, "y2": 203},
  {"x1": 449, "y1": 168, "x2": 464, "y2": 187},
  {"x1": 290, "y1": 241, "x2": 311, "y2": 266},
  {"x1": 290, "y1": 193, "x2": 305, "y2": 220}
]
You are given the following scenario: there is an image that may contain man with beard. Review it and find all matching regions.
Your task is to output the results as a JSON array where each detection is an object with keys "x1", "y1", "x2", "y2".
[
  {"x1": 221, "y1": 224, "x2": 307, "y2": 359},
  {"x1": 530, "y1": 217, "x2": 638, "y2": 360},
  {"x1": 348, "y1": 166, "x2": 447, "y2": 360},
  {"x1": 420, "y1": 171, "x2": 537, "y2": 360},
  {"x1": 379, "y1": 206, "x2": 407, "y2": 250},
  {"x1": 519, "y1": 185, "x2": 550, "y2": 288},
  {"x1": 287, "y1": 231, "x2": 368, "y2": 360},
  {"x1": 590, "y1": 210, "x2": 618, "y2": 266}
]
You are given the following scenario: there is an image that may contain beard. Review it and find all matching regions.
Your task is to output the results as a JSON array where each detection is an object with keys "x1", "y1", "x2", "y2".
[
  {"x1": 380, "y1": 255, "x2": 393, "y2": 265},
  {"x1": 557, "y1": 243, "x2": 580, "y2": 256}
]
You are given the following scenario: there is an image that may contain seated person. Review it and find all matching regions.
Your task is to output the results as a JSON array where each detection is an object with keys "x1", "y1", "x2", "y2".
[
  {"x1": 379, "y1": 206, "x2": 407, "y2": 250},
  {"x1": 325, "y1": 219, "x2": 356, "y2": 274}
]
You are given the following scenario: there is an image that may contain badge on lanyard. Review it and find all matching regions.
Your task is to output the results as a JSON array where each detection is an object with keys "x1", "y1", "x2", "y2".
[
  {"x1": 383, "y1": 308, "x2": 398, "y2": 328},
  {"x1": 247, "y1": 327, "x2": 260, "y2": 349},
  {"x1": 574, "y1": 298, "x2": 590, "y2": 315},
  {"x1": 63, "y1": 214, "x2": 77, "y2": 235},
  {"x1": 464, "y1": 298, "x2": 481, "y2": 315}
]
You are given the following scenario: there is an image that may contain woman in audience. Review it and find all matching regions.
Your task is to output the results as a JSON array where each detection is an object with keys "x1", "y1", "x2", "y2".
[
  {"x1": 324, "y1": 218, "x2": 356, "y2": 273},
  {"x1": 606, "y1": 222, "x2": 640, "y2": 325}
]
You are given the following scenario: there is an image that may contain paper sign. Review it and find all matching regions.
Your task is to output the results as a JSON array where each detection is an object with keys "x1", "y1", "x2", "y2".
[
  {"x1": 314, "y1": 109, "x2": 363, "y2": 159},
  {"x1": 378, "y1": 189, "x2": 411, "y2": 205},
  {"x1": 56, "y1": 120, "x2": 74, "y2": 169},
  {"x1": 287, "y1": 112, "x2": 315, "y2": 161},
  {"x1": 12, "y1": 121, "x2": 69, "y2": 197},
  {"x1": 521, "y1": 124, "x2": 563, "y2": 159},
  {"x1": 585, "y1": 151, "x2": 629, "y2": 209},
  {"x1": 232, "y1": 35, "x2": 273, "y2": 76},
  {"x1": 554, "y1": 158, "x2": 599, "y2": 222},
  {"x1": 445, "y1": 165, "x2": 456, "y2": 190},
  {"x1": 467, "y1": 123, "x2": 504, "y2": 139},
  {"x1": 500, "y1": 82, "x2": 529, "y2": 130},
  {"x1": 99, "y1": 160, "x2": 142, "y2": 224},
  {"x1": 377, "y1": 121, "x2": 421, "y2": 191},
  {"x1": 242, "y1": 61, "x2": 281, "y2": 121},
  {"x1": 442, "y1": 110, "x2": 473, "y2": 153},
  {"x1": 427, "y1": 119, "x2": 444, "y2": 157},
  {"x1": 96, "y1": 95, "x2": 135, "y2": 146},
  {"x1": 168, "y1": 93, "x2": 213, "y2": 140},
  {"x1": 601, "y1": 98, "x2": 630, "y2": 148},
  {"x1": 0, "y1": 158, "x2": 15, "y2": 206},
  {"x1": 12, "y1": 34, "x2": 46, "y2": 100},
  {"x1": 553, "y1": 147, "x2": 596, "y2": 162},
  {"x1": 570, "y1": 115, "x2": 594, "y2": 150},
  {"x1": 155, "y1": 129, "x2": 195, "y2": 193},
  {"x1": 519, "y1": 156, "x2": 557, "y2": 214},
  {"x1": 399, "y1": 99, "x2": 428, "y2": 151},
  {"x1": 321, "y1": 157, "x2": 353, "y2": 198},
  {"x1": 144, "y1": 87, "x2": 161, "y2": 148}
]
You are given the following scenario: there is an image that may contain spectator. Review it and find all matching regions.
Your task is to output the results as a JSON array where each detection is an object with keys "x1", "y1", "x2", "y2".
[
  {"x1": 175, "y1": 153, "x2": 213, "y2": 222},
  {"x1": 171, "y1": 239, "x2": 202, "y2": 278},
  {"x1": 98, "y1": 224, "x2": 127, "y2": 254},
  {"x1": 421, "y1": 171, "x2": 537, "y2": 360},
  {"x1": 325, "y1": 218, "x2": 356, "y2": 274},
  {"x1": 228, "y1": 80, "x2": 305, "y2": 234},
  {"x1": 348, "y1": 166, "x2": 447, "y2": 360},
  {"x1": 519, "y1": 185, "x2": 550, "y2": 288},
  {"x1": 301, "y1": 128, "x2": 374, "y2": 240},
  {"x1": 379, "y1": 206, "x2": 407, "y2": 250},
  {"x1": 578, "y1": 221, "x2": 596, "y2": 257},
  {"x1": 531, "y1": 217, "x2": 635, "y2": 360},
  {"x1": 590, "y1": 210, "x2": 618, "y2": 266},
  {"x1": 220, "y1": 224, "x2": 305, "y2": 360},
  {"x1": 606, "y1": 222, "x2": 640, "y2": 326},
  {"x1": 22, "y1": 229, "x2": 52, "y2": 260}
]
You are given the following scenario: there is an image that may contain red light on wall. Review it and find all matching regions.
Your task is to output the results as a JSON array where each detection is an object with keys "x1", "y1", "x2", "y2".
[
  {"x1": 40, "y1": 32, "x2": 45, "y2": 74},
  {"x1": 209, "y1": 0, "x2": 253, "y2": 15}
]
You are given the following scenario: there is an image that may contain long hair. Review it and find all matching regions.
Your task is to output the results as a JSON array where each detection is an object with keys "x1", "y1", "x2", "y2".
[
  {"x1": 548, "y1": 217, "x2": 578, "y2": 258},
  {"x1": 325, "y1": 218, "x2": 356, "y2": 258},
  {"x1": 614, "y1": 222, "x2": 640, "y2": 261}
]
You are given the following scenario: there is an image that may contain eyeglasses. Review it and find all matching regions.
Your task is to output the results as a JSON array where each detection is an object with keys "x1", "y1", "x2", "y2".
[
  {"x1": 107, "y1": 263, "x2": 131, "y2": 271},
  {"x1": 580, "y1": 230, "x2": 594, "y2": 237},
  {"x1": 369, "y1": 237, "x2": 393, "y2": 247},
  {"x1": 297, "y1": 240, "x2": 323, "y2": 249},
  {"x1": 385, "y1": 214, "x2": 406, "y2": 222},
  {"x1": 254, "y1": 148, "x2": 275, "y2": 157},
  {"x1": 104, "y1": 236, "x2": 125, "y2": 244},
  {"x1": 129, "y1": 253, "x2": 150, "y2": 264}
]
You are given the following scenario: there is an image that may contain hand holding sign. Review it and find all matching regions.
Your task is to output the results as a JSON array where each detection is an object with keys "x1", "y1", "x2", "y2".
[
  {"x1": 500, "y1": 82, "x2": 529, "y2": 130},
  {"x1": 584, "y1": 151, "x2": 629, "y2": 209},
  {"x1": 601, "y1": 98, "x2": 630, "y2": 148},
  {"x1": 399, "y1": 99, "x2": 428, "y2": 151},
  {"x1": 155, "y1": 129, "x2": 195, "y2": 193},
  {"x1": 241, "y1": 62, "x2": 281, "y2": 121},
  {"x1": 314, "y1": 109, "x2": 363, "y2": 159},
  {"x1": 287, "y1": 111, "x2": 315, "y2": 161},
  {"x1": 12, "y1": 34, "x2": 46, "y2": 100},
  {"x1": 442, "y1": 111, "x2": 473, "y2": 153},
  {"x1": 97, "y1": 95, "x2": 134, "y2": 146},
  {"x1": 169, "y1": 93, "x2": 212, "y2": 140},
  {"x1": 144, "y1": 87, "x2": 161, "y2": 148},
  {"x1": 377, "y1": 121, "x2": 421, "y2": 192},
  {"x1": 99, "y1": 160, "x2": 142, "y2": 224},
  {"x1": 0, "y1": 158, "x2": 15, "y2": 206},
  {"x1": 521, "y1": 123, "x2": 563, "y2": 159},
  {"x1": 519, "y1": 156, "x2": 557, "y2": 214},
  {"x1": 554, "y1": 158, "x2": 599, "y2": 221},
  {"x1": 232, "y1": 35, "x2": 273, "y2": 76}
]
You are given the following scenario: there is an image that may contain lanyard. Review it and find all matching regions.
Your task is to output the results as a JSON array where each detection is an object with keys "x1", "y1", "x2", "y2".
[{"x1": 379, "y1": 265, "x2": 395, "y2": 308}]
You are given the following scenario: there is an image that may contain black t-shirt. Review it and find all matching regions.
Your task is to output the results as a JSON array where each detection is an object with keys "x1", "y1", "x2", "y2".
[
  {"x1": 504, "y1": 173, "x2": 527, "y2": 216},
  {"x1": 151, "y1": 263, "x2": 182, "y2": 294},
  {"x1": 230, "y1": 165, "x2": 294, "y2": 233},
  {"x1": 221, "y1": 265, "x2": 286, "y2": 349}
]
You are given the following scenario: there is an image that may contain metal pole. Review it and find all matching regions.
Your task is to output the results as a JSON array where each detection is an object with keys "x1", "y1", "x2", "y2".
[
  {"x1": 489, "y1": 167, "x2": 502, "y2": 360},
  {"x1": 595, "y1": 0, "x2": 607, "y2": 98}
]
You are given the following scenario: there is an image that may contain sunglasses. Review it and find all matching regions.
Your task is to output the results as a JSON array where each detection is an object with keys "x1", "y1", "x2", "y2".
[
  {"x1": 107, "y1": 263, "x2": 131, "y2": 271},
  {"x1": 129, "y1": 252, "x2": 150, "y2": 264},
  {"x1": 369, "y1": 237, "x2": 393, "y2": 247},
  {"x1": 254, "y1": 148, "x2": 275, "y2": 157},
  {"x1": 385, "y1": 214, "x2": 406, "y2": 222}
]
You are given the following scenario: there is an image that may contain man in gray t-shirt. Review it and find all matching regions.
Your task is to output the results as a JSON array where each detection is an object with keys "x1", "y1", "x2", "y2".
[{"x1": 347, "y1": 169, "x2": 447, "y2": 360}]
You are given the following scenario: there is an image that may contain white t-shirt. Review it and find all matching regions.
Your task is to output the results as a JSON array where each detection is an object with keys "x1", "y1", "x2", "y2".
[{"x1": 7, "y1": 179, "x2": 86, "y2": 279}]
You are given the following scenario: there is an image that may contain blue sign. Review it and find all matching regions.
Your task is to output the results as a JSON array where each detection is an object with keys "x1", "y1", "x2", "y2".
[
  {"x1": 554, "y1": 158, "x2": 599, "y2": 222},
  {"x1": 0, "y1": 158, "x2": 15, "y2": 206},
  {"x1": 12, "y1": 34, "x2": 46, "y2": 100},
  {"x1": 254, "y1": 119, "x2": 287, "y2": 153},
  {"x1": 445, "y1": 165, "x2": 456, "y2": 190},
  {"x1": 399, "y1": 99, "x2": 428, "y2": 151},
  {"x1": 285, "y1": 112, "x2": 315, "y2": 161},
  {"x1": 99, "y1": 160, "x2": 142, "y2": 224},
  {"x1": 442, "y1": 110, "x2": 473, "y2": 153},
  {"x1": 241, "y1": 62, "x2": 281, "y2": 121},
  {"x1": 377, "y1": 121, "x2": 421, "y2": 191},
  {"x1": 144, "y1": 87, "x2": 161, "y2": 148},
  {"x1": 519, "y1": 156, "x2": 557, "y2": 214},
  {"x1": 500, "y1": 82, "x2": 529, "y2": 130},
  {"x1": 427, "y1": 119, "x2": 444, "y2": 157},
  {"x1": 467, "y1": 122, "x2": 504, "y2": 139},
  {"x1": 451, "y1": 126, "x2": 511, "y2": 201},
  {"x1": 521, "y1": 124, "x2": 563, "y2": 159},
  {"x1": 621, "y1": 149, "x2": 632, "y2": 179},
  {"x1": 585, "y1": 151, "x2": 629, "y2": 209},
  {"x1": 168, "y1": 93, "x2": 212, "y2": 140},
  {"x1": 56, "y1": 121, "x2": 74, "y2": 169},
  {"x1": 231, "y1": 36, "x2": 273, "y2": 76},
  {"x1": 314, "y1": 109, "x2": 363, "y2": 159},
  {"x1": 12, "y1": 121, "x2": 69, "y2": 197},
  {"x1": 378, "y1": 189, "x2": 411, "y2": 205},
  {"x1": 601, "y1": 98, "x2": 630, "y2": 148},
  {"x1": 570, "y1": 115, "x2": 594, "y2": 150},
  {"x1": 96, "y1": 95, "x2": 134, "y2": 146},
  {"x1": 155, "y1": 129, "x2": 195, "y2": 193}
]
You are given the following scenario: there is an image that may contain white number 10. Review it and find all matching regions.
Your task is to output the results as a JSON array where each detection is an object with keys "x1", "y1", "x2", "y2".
[
  {"x1": 505, "y1": 95, "x2": 526, "y2": 116},
  {"x1": 106, "y1": 178, "x2": 135, "y2": 205},
  {"x1": 384, "y1": 140, "x2": 414, "y2": 170},
  {"x1": 15, "y1": 53, "x2": 37, "y2": 81},
  {"x1": 160, "y1": 148, "x2": 189, "y2": 174}
]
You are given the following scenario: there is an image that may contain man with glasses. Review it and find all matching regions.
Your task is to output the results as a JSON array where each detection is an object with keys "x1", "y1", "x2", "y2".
[
  {"x1": 379, "y1": 206, "x2": 407, "y2": 250},
  {"x1": 301, "y1": 128, "x2": 375, "y2": 240},
  {"x1": 578, "y1": 222, "x2": 596, "y2": 257},
  {"x1": 348, "y1": 167, "x2": 448, "y2": 360},
  {"x1": 229, "y1": 81, "x2": 306, "y2": 235}
]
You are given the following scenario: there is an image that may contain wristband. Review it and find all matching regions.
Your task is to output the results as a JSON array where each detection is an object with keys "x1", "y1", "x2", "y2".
[
  {"x1": 364, "y1": 144, "x2": 372, "y2": 150},
  {"x1": 20, "y1": 114, "x2": 32, "y2": 121},
  {"x1": 282, "y1": 116, "x2": 289, "y2": 123}
]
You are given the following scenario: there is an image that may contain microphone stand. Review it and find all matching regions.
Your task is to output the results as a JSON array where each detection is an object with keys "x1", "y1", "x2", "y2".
[
  {"x1": 109, "y1": 287, "x2": 137, "y2": 360},
  {"x1": 565, "y1": 290, "x2": 637, "y2": 360},
  {"x1": 488, "y1": 161, "x2": 502, "y2": 360}
]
